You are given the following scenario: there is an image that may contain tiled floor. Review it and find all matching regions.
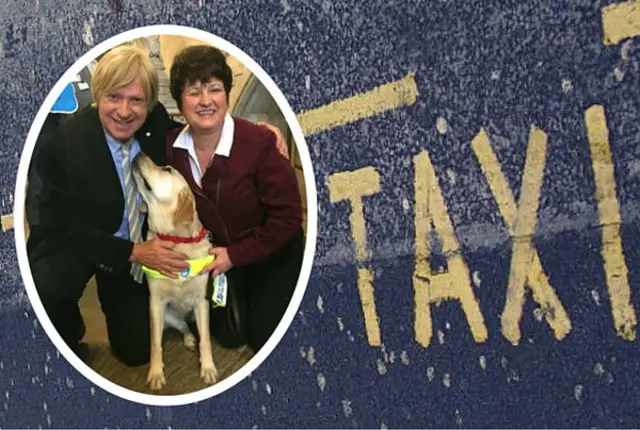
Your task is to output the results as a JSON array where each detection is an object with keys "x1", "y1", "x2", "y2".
[{"x1": 78, "y1": 278, "x2": 253, "y2": 395}]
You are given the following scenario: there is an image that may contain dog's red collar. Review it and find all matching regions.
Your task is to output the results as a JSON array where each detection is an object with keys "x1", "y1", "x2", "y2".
[{"x1": 157, "y1": 227, "x2": 208, "y2": 244}]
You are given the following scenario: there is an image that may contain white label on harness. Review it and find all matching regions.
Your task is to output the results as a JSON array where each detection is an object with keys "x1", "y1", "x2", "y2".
[{"x1": 212, "y1": 273, "x2": 228, "y2": 307}]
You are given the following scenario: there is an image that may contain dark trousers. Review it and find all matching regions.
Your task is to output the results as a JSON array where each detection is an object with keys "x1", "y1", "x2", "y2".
[
  {"x1": 27, "y1": 234, "x2": 150, "y2": 367},
  {"x1": 209, "y1": 228, "x2": 305, "y2": 353}
]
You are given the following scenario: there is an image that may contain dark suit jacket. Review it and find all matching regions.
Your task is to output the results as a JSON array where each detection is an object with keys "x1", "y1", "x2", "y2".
[{"x1": 28, "y1": 103, "x2": 180, "y2": 275}]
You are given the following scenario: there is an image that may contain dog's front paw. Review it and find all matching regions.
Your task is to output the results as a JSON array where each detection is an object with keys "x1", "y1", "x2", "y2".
[
  {"x1": 183, "y1": 333, "x2": 197, "y2": 351},
  {"x1": 147, "y1": 369, "x2": 166, "y2": 391},
  {"x1": 200, "y1": 365, "x2": 218, "y2": 385}
]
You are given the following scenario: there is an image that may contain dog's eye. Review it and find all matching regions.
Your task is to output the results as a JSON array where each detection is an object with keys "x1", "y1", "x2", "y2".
[
  {"x1": 142, "y1": 177, "x2": 152, "y2": 191},
  {"x1": 161, "y1": 166, "x2": 172, "y2": 173}
]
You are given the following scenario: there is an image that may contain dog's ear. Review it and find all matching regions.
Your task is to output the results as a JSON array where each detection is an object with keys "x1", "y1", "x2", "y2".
[{"x1": 173, "y1": 188, "x2": 195, "y2": 227}]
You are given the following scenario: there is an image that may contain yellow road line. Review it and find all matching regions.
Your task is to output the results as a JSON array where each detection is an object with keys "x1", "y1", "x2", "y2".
[
  {"x1": 1, "y1": 214, "x2": 13, "y2": 232},
  {"x1": 472, "y1": 128, "x2": 572, "y2": 345},
  {"x1": 327, "y1": 167, "x2": 383, "y2": 345},
  {"x1": 602, "y1": 0, "x2": 640, "y2": 45},
  {"x1": 412, "y1": 149, "x2": 488, "y2": 348},
  {"x1": 327, "y1": 166, "x2": 381, "y2": 262},
  {"x1": 297, "y1": 73, "x2": 419, "y2": 136},
  {"x1": 585, "y1": 104, "x2": 637, "y2": 341},
  {"x1": 357, "y1": 267, "x2": 382, "y2": 346}
]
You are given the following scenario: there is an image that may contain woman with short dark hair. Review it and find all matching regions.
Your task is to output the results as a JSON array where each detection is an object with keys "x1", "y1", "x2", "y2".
[{"x1": 166, "y1": 44, "x2": 305, "y2": 353}]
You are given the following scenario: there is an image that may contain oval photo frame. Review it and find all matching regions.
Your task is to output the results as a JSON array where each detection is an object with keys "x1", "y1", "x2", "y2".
[{"x1": 13, "y1": 24, "x2": 318, "y2": 407}]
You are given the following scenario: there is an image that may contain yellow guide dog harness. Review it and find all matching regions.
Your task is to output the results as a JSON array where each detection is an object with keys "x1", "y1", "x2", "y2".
[
  {"x1": 141, "y1": 227, "x2": 212, "y2": 280},
  {"x1": 139, "y1": 228, "x2": 228, "y2": 307},
  {"x1": 141, "y1": 254, "x2": 215, "y2": 280}
]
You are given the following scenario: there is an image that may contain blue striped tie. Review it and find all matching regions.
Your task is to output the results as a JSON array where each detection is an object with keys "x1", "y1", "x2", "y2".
[{"x1": 121, "y1": 143, "x2": 144, "y2": 283}]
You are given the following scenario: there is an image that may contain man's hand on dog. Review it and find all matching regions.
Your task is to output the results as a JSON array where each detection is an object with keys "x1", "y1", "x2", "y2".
[
  {"x1": 258, "y1": 122, "x2": 289, "y2": 159},
  {"x1": 204, "y1": 247, "x2": 233, "y2": 278},
  {"x1": 130, "y1": 239, "x2": 189, "y2": 278}
]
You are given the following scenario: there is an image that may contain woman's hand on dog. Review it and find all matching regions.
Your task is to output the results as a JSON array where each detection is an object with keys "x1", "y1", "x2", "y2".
[
  {"x1": 130, "y1": 239, "x2": 189, "y2": 278},
  {"x1": 204, "y1": 247, "x2": 233, "y2": 278}
]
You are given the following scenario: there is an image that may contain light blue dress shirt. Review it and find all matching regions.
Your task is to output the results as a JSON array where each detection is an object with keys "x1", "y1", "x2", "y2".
[{"x1": 104, "y1": 130, "x2": 145, "y2": 241}]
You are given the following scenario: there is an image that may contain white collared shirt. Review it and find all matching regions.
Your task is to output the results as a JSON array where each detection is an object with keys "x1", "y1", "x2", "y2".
[{"x1": 173, "y1": 114, "x2": 235, "y2": 187}]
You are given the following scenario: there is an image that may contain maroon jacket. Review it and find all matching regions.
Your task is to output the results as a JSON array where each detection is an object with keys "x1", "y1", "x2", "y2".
[{"x1": 166, "y1": 117, "x2": 303, "y2": 267}]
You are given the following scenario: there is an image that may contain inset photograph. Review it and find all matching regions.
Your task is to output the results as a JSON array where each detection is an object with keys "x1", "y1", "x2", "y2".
[{"x1": 16, "y1": 29, "x2": 314, "y2": 402}]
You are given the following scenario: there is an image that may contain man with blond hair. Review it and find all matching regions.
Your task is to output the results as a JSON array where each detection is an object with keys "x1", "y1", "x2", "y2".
[{"x1": 28, "y1": 44, "x2": 195, "y2": 365}]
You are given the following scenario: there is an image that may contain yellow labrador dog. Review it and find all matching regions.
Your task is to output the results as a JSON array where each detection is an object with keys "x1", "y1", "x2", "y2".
[{"x1": 131, "y1": 152, "x2": 217, "y2": 391}]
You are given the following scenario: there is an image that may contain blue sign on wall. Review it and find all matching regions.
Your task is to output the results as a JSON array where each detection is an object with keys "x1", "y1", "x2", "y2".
[{"x1": 0, "y1": 0, "x2": 639, "y2": 428}]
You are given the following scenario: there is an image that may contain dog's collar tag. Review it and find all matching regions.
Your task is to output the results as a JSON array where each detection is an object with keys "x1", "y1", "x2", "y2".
[{"x1": 179, "y1": 266, "x2": 191, "y2": 278}]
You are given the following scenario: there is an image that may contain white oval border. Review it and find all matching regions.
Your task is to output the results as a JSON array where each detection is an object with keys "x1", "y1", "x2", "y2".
[{"x1": 13, "y1": 24, "x2": 318, "y2": 407}]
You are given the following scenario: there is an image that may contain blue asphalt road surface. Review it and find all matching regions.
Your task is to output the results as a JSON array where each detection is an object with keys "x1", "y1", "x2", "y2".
[{"x1": 1, "y1": 0, "x2": 639, "y2": 428}]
